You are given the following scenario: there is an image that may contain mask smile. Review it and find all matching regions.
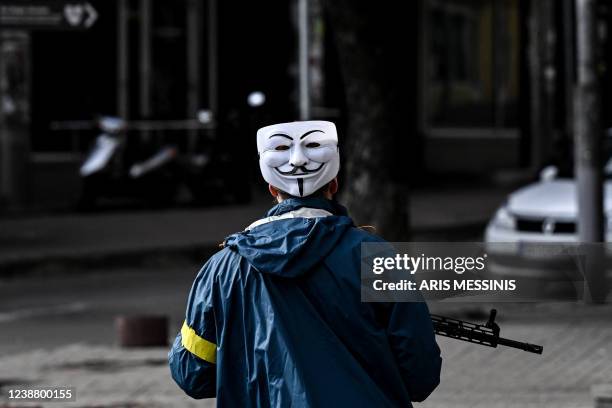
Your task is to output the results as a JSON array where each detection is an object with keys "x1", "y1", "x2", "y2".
[{"x1": 274, "y1": 162, "x2": 325, "y2": 176}]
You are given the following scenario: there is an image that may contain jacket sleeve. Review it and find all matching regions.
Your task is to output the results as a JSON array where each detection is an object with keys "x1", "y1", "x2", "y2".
[
  {"x1": 386, "y1": 301, "x2": 442, "y2": 402},
  {"x1": 168, "y1": 260, "x2": 218, "y2": 399}
]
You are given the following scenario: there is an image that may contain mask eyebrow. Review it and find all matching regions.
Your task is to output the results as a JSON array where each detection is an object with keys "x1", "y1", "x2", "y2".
[
  {"x1": 300, "y1": 129, "x2": 324, "y2": 139},
  {"x1": 269, "y1": 133, "x2": 292, "y2": 140}
]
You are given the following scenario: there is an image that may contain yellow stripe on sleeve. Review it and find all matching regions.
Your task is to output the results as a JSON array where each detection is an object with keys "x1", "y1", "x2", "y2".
[{"x1": 181, "y1": 320, "x2": 217, "y2": 364}]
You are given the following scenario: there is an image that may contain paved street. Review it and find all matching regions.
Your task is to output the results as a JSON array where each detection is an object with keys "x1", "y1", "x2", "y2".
[
  {"x1": 1, "y1": 264, "x2": 612, "y2": 407},
  {"x1": 0, "y1": 184, "x2": 512, "y2": 276},
  {"x1": 0, "y1": 264, "x2": 199, "y2": 357},
  {"x1": 0, "y1": 201, "x2": 270, "y2": 274}
]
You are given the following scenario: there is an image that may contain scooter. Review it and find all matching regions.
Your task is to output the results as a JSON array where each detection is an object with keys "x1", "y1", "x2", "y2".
[
  {"x1": 78, "y1": 116, "x2": 178, "y2": 210},
  {"x1": 178, "y1": 95, "x2": 265, "y2": 206}
]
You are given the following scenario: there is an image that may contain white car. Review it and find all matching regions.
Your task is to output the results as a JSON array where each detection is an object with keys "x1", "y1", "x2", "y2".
[{"x1": 485, "y1": 166, "x2": 612, "y2": 279}]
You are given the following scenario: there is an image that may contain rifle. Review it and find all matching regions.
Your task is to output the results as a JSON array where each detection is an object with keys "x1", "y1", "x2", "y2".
[{"x1": 431, "y1": 309, "x2": 543, "y2": 354}]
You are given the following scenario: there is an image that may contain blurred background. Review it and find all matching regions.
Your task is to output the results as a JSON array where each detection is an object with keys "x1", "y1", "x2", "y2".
[{"x1": 1, "y1": 0, "x2": 612, "y2": 407}]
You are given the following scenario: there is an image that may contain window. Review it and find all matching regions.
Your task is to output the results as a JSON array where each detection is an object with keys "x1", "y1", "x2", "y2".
[{"x1": 424, "y1": 0, "x2": 520, "y2": 130}]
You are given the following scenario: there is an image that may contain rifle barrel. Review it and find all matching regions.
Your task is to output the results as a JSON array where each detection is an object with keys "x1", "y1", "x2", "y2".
[{"x1": 497, "y1": 337, "x2": 543, "y2": 354}]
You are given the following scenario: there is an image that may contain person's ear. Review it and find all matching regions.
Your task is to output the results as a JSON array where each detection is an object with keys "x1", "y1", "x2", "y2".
[
  {"x1": 268, "y1": 184, "x2": 280, "y2": 198},
  {"x1": 329, "y1": 178, "x2": 339, "y2": 195}
]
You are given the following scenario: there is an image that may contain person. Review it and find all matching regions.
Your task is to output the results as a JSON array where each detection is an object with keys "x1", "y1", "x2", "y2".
[{"x1": 168, "y1": 120, "x2": 442, "y2": 407}]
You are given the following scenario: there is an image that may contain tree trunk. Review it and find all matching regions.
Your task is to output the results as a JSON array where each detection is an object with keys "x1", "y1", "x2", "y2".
[
  {"x1": 574, "y1": 0, "x2": 606, "y2": 303},
  {"x1": 323, "y1": 1, "x2": 413, "y2": 240}
]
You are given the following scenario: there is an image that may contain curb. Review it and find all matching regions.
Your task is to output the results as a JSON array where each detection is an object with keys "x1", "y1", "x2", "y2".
[{"x1": 0, "y1": 244, "x2": 221, "y2": 279}]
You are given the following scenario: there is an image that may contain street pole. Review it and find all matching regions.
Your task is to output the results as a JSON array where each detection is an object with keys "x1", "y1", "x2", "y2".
[
  {"x1": 563, "y1": 0, "x2": 575, "y2": 140},
  {"x1": 574, "y1": 0, "x2": 607, "y2": 303},
  {"x1": 186, "y1": 0, "x2": 202, "y2": 153},
  {"x1": 529, "y1": 0, "x2": 556, "y2": 171},
  {"x1": 0, "y1": 34, "x2": 7, "y2": 210},
  {"x1": 117, "y1": 0, "x2": 129, "y2": 119},
  {"x1": 298, "y1": 0, "x2": 310, "y2": 120},
  {"x1": 139, "y1": 0, "x2": 152, "y2": 141},
  {"x1": 207, "y1": 0, "x2": 218, "y2": 119},
  {"x1": 527, "y1": 1, "x2": 542, "y2": 170}
]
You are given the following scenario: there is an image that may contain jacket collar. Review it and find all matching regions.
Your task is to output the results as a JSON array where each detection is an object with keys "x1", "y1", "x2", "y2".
[{"x1": 266, "y1": 197, "x2": 349, "y2": 218}]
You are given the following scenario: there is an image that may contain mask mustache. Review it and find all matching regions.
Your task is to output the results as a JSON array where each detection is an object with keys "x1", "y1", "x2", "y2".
[{"x1": 275, "y1": 163, "x2": 325, "y2": 175}]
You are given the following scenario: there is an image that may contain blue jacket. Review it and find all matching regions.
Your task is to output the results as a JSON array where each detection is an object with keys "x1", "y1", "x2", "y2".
[{"x1": 169, "y1": 198, "x2": 441, "y2": 407}]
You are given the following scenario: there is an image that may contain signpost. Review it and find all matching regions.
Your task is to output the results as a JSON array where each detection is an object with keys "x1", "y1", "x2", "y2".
[{"x1": 0, "y1": 1, "x2": 98, "y2": 30}]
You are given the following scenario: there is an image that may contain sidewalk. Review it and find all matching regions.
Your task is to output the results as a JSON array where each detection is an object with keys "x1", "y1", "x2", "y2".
[
  {"x1": 0, "y1": 310, "x2": 610, "y2": 407},
  {"x1": 0, "y1": 344, "x2": 211, "y2": 408},
  {"x1": 425, "y1": 318, "x2": 612, "y2": 408},
  {"x1": 0, "y1": 186, "x2": 511, "y2": 275}
]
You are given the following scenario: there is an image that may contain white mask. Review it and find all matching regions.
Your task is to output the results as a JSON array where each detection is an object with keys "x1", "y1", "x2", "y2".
[{"x1": 257, "y1": 121, "x2": 340, "y2": 197}]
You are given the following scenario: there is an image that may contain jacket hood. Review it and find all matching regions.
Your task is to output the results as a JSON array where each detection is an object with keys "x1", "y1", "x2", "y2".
[{"x1": 224, "y1": 198, "x2": 354, "y2": 278}]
